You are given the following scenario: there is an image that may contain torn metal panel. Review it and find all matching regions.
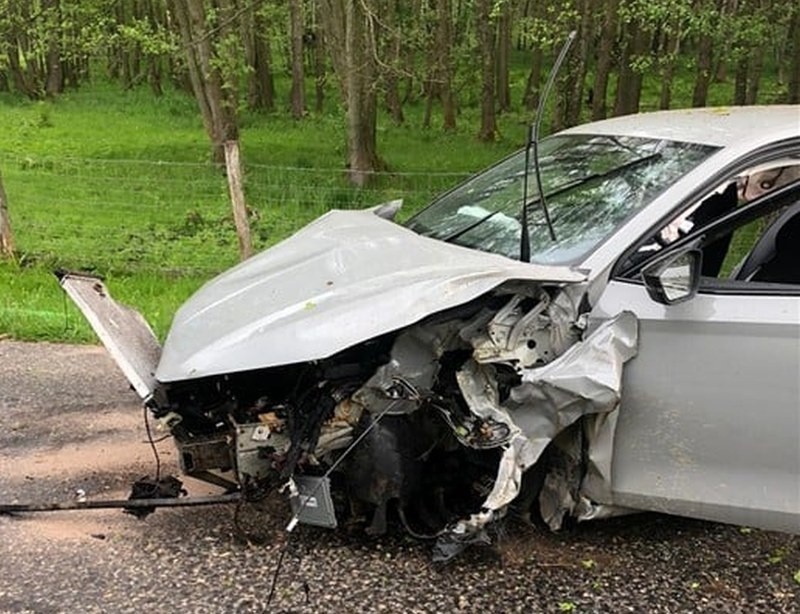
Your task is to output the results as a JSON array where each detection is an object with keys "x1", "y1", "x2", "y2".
[
  {"x1": 57, "y1": 272, "x2": 161, "y2": 400},
  {"x1": 512, "y1": 311, "x2": 638, "y2": 418},
  {"x1": 442, "y1": 310, "x2": 638, "y2": 544}
]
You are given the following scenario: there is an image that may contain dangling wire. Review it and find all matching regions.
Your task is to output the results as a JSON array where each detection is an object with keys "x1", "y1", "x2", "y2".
[{"x1": 142, "y1": 404, "x2": 161, "y2": 481}]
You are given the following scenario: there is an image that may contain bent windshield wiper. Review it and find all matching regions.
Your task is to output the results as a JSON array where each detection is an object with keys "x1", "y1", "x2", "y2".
[{"x1": 521, "y1": 31, "x2": 577, "y2": 258}]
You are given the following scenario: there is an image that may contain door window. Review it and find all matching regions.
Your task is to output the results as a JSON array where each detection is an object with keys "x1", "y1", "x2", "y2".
[{"x1": 619, "y1": 159, "x2": 800, "y2": 288}]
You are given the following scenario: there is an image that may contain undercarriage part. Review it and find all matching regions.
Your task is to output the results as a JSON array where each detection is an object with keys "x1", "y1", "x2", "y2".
[
  {"x1": 235, "y1": 421, "x2": 288, "y2": 484},
  {"x1": 0, "y1": 492, "x2": 241, "y2": 515},
  {"x1": 176, "y1": 431, "x2": 234, "y2": 475}
]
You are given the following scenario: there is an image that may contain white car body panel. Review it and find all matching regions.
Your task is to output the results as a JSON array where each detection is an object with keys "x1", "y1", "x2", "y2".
[{"x1": 594, "y1": 279, "x2": 800, "y2": 533}]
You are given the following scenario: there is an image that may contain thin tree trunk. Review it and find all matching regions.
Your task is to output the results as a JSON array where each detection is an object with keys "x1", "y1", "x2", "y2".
[
  {"x1": 146, "y1": 0, "x2": 164, "y2": 96},
  {"x1": 44, "y1": 0, "x2": 63, "y2": 97},
  {"x1": 522, "y1": 46, "x2": 543, "y2": 111},
  {"x1": 692, "y1": 30, "x2": 714, "y2": 107},
  {"x1": 614, "y1": 19, "x2": 649, "y2": 116},
  {"x1": 437, "y1": 0, "x2": 456, "y2": 130},
  {"x1": 252, "y1": 6, "x2": 276, "y2": 111},
  {"x1": 319, "y1": 0, "x2": 348, "y2": 101},
  {"x1": 289, "y1": 0, "x2": 307, "y2": 118},
  {"x1": 745, "y1": 44, "x2": 764, "y2": 105},
  {"x1": 344, "y1": 0, "x2": 381, "y2": 185},
  {"x1": 476, "y1": 0, "x2": 497, "y2": 141},
  {"x1": 734, "y1": 56, "x2": 748, "y2": 105},
  {"x1": 495, "y1": 0, "x2": 511, "y2": 114},
  {"x1": 313, "y1": 17, "x2": 326, "y2": 113},
  {"x1": 423, "y1": 83, "x2": 435, "y2": 130},
  {"x1": 0, "y1": 169, "x2": 15, "y2": 259},
  {"x1": 224, "y1": 141, "x2": 253, "y2": 261},
  {"x1": 659, "y1": 27, "x2": 681, "y2": 110},
  {"x1": 565, "y1": 0, "x2": 592, "y2": 126},
  {"x1": 383, "y1": 0, "x2": 404, "y2": 124},
  {"x1": 171, "y1": 0, "x2": 238, "y2": 163},
  {"x1": 592, "y1": 0, "x2": 618, "y2": 120}
]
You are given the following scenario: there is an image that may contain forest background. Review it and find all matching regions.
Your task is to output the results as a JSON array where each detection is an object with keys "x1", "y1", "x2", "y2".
[{"x1": 0, "y1": 0, "x2": 797, "y2": 342}]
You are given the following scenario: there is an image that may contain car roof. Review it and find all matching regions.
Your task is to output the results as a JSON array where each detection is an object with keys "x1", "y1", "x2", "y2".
[{"x1": 561, "y1": 105, "x2": 800, "y2": 148}]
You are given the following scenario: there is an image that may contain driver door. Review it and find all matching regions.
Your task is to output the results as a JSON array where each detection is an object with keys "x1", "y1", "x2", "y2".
[{"x1": 591, "y1": 178, "x2": 800, "y2": 533}]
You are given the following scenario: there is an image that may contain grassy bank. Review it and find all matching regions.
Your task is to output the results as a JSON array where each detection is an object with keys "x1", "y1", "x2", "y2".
[{"x1": 0, "y1": 81, "x2": 523, "y2": 341}]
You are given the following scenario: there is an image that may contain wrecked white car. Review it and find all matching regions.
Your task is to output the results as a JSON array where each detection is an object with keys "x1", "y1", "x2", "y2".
[{"x1": 60, "y1": 106, "x2": 800, "y2": 560}]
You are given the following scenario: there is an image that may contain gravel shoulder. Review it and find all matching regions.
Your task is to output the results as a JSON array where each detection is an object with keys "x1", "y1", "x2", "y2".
[{"x1": 1, "y1": 340, "x2": 798, "y2": 613}]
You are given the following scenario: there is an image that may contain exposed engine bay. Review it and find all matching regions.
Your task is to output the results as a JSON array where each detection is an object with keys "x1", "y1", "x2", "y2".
[
  {"x1": 141, "y1": 282, "x2": 637, "y2": 561},
  {"x1": 56, "y1": 208, "x2": 638, "y2": 562}
]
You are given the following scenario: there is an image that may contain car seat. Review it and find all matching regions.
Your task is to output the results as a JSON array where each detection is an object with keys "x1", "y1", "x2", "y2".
[{"x1": 735, "y1": 201, "x2": 800, "y2": 283}]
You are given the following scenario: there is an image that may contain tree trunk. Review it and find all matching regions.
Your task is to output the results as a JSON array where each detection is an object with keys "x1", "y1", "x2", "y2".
[
  {"x1": 319, "y1": 0, "x2": 348, "y2": 101},
  {"x1": 44, "y1": 11, "x2": 64, "y2": 96},
  {"x1": 437, "y1": 0, "x2": 456, "y2": 131},
  {"x1": 43, "y1": 0, "x2": 64, "y2": 96},
  {"x1": 745, "y1": 44, "x2": 764, "y2": 105},
  {"x1": 171, "y1": 0, "x2": 239, "y2": 163},
  {"x1": 565, "y1": 0, "x2": 593, "y2": 126},
  {"x1": 659, "y1": 26, "x2": 681, "y2": 110},
  {"x1": 0, "y1": 169, "x2": 15, "y2": 259},
  {"x1": 336, "y1": 0, "x2": 382, "y2": 185},
  {"x1": 592, "y1": 0, "x2": 618, "y2": 120},
  {"x1": 522, "y1": 46, "x2": 543, "y2": 111},
  {"x1": 613, "y1": 19, "x2": 649, "y2": 116},
  {"x1": 734, "y1": 56, "x2": 748, "y2": 105},
  {"x1": 252, "y1": 5, "x2": 276, "y2": 111},
  {"x1": 383, "y1": 0, "x2": 405, "y2": 124},
  {"x1": 476, "y1": 0, "x2": 497, "y2": 141},
  {"x1": 289, "y1": 0, "x2": 307, "y2": 118},
  {"x1": 692, "y1": 30, "x2": 714, "y2": 107},
  {"x1": 146, "y1": 0, "x2": 165, "y2": 96},
  {"x1": 495, "y1": 0, "x2": 511, "y2": 114},
  {"x1": 223, "y1": 141, "x2": 253, "y2": 261},
  {"x1": 313, "y1": 18, "x2": 326, "y2": 113}
]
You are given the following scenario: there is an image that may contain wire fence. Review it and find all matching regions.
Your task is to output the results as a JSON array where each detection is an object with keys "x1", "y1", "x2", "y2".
[{"x1": 0, "y1": 153, "x2": 470, "y2": 277}]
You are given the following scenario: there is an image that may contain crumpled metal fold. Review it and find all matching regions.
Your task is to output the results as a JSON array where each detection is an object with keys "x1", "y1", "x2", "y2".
[{"x1": 441, "y1": 310, "x2": 638, "y2": 545}]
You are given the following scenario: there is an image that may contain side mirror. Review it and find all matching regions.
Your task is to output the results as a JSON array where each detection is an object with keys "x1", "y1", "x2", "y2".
[{"x1": 641, "y1": 249, "x2": 702, "y2": 305}]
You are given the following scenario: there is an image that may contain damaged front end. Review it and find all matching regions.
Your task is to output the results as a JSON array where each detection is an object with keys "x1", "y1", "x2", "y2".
[{"x1": 59, "y1": 210, "x2": 637, "y2": 561}]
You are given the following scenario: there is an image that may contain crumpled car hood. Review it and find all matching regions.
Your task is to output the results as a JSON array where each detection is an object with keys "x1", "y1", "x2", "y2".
[{"x1": 156, "y1": 209, "x2": 586, "y2": 382}]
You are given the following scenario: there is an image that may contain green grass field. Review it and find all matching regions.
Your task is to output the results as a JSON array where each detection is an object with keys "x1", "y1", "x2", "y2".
[
  {"x1": 0, "y1": 55, "x2": 782, "y2": 343},
  {"x1": 0, "y1": 78, "x2": 525, "y2": 341}
]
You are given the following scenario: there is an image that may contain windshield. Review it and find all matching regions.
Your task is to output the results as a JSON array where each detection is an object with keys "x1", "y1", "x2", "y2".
[{"x1": 406, "y1": 134, "x2": 718, "y2": 265}]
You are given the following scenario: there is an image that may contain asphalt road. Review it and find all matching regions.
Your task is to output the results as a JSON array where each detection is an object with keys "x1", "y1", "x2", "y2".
[{"x1": 1, "y1": 340, "x2": 798, "y2": 613}]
